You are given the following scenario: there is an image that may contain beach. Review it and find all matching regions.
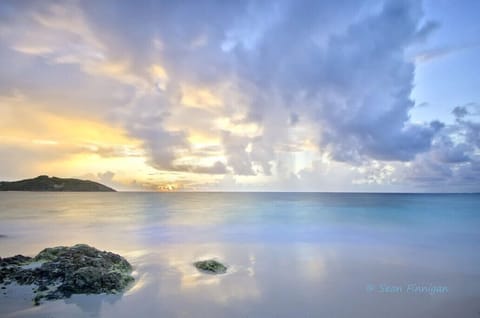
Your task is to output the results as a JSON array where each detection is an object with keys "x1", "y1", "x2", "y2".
[{"x1": 1, "y1": 192, "x2": 480, "y2": 317}]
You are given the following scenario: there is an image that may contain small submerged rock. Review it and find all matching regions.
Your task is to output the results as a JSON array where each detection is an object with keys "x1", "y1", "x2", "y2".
[
  {"x1": 0, "y1": 244, "x2": 134, "y2": 305},
  {"x1": 194, "y1": 259, "x2": 228, "y2": 274}
]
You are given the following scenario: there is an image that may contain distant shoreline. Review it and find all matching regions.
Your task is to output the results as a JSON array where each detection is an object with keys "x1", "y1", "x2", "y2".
[
  {"x1": 0, "y1": 176, "x2": 116, "y2": 192},
  {"x1": 1, "y1": 191, "x2": 477, "y2": 194}
]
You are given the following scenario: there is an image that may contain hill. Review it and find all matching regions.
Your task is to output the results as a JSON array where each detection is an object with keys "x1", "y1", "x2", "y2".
[{"x1": 0, "y1": 175, "x2": 116, "y2": 192}]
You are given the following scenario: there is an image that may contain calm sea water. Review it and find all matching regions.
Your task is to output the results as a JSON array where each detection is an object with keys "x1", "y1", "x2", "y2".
[{"x1": 1, "y1": 192, "x2": 479, "y2": 317}]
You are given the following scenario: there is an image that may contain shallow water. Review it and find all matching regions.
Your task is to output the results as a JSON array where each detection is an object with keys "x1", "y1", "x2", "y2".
[{"x1": 1, "y1": 192, "x2": 480, "y2": 317}]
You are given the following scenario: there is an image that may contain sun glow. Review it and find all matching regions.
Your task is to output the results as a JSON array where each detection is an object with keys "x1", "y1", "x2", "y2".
[{"x1": 181, "y1": 85, "x2": 223, "y2": 109}]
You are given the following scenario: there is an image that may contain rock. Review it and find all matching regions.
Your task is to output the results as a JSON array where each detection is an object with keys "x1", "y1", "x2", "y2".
[
  {"x1": 194, "y1": 259, "x2": 228, "y2": 274},
  {"x1": 0, "y1": 255, "x2": 32, "y2": 266},
  {"x1": 0, "y1": 244, "x2": 134, "y2": 305},
  {"x1": 33, "y1": 294, "x2": 41, "y2": 306}
]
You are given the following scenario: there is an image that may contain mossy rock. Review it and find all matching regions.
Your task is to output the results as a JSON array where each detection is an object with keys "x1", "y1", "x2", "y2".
[
  {"x1": 194, "y1": 259, "x2": 227, "y2": 274},
  {"x1": 0, "y1": 244, "x2": 134, "y2": 305}
]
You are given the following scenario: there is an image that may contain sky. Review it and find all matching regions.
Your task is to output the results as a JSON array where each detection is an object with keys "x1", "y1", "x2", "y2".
[{"x1": 0, "y1": 0, "x2": 479, "y2": 192}]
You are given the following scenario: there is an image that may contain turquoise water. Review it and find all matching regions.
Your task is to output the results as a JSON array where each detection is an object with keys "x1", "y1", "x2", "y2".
[{"x1": 1, "y1": 192, "x2": 480, "y2": 317}]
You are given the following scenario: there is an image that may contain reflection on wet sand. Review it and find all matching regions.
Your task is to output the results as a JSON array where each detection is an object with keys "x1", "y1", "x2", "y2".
[
  {"x1": 64, "y1": 294, "x2": 122, "y2": 317},
  {"x1": 1, "y1": 193, "x2": 480, "y2": 317},
  {"x1": 2, "y1": 242, "x2": 480, "y2": 318}
]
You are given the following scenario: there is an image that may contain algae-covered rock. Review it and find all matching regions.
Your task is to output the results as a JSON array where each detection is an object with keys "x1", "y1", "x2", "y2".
[
  {"x1": 194, "y1": 259, "x2": 227, "y2": 274},
  {"x1": 0, "y1": 244, "x2": 134, "y2": 305}
]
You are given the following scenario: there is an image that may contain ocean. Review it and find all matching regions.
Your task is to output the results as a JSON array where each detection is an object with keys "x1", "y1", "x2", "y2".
[{"x1": 1, "y1": 192, "x2": 479, "y2": 317}]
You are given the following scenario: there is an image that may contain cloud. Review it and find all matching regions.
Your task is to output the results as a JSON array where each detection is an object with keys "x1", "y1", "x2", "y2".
[
  {"x1": 431, "y1": 136, "x2": 470, "y2": 164},
  {"x1": 414, "y1": 42, "x2": 480, "y2": 63},
  {"x1": 1, "y1": 0, "x2": 479, "y2": 191},
  {"x1": 195, "y1": 0, "x2": 441, "y2": 167},
  {"x1": 222, "y1": 132, "x2": 255, "y2": 176},
  {"x1": 394, "y1": 107, "x2": 480, "y2": 191},
  {"x1": 463, "y1": 120, "x2": 480, "y2": 148},
  {"x1": 452, "y1": 105, "x2": 470, "y2": 118},
  {"x1": 452, "y1": 102, "x2": 480, "y2": 119},
  {"x1": 97, "y1": 171, "x2": 115, "y2": 184},
  {"x1": 311, "y1": 1, "x2": 439, "y2": 162},
  {"x1": 173, "y1": 161, "x2": 228, "y2": 175}
]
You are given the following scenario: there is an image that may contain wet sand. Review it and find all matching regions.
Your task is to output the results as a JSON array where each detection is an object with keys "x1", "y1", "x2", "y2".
[{"x1": 1, "y1": 192, "x2": 480, "y2": 317}]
